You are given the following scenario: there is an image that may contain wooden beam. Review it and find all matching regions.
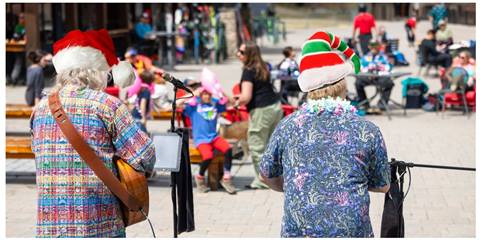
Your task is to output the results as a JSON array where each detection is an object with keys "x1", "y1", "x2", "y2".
[{"x1": 6, "y1": 103, "x2": 174, "y2": 120}]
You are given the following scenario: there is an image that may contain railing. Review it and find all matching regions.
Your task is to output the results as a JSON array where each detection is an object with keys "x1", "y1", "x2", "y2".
[{"x1": 252, "y1": 16, "x2": 287, "y2": 44}]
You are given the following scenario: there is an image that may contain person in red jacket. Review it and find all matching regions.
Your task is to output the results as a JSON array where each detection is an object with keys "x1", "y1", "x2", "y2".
[
  {"x1": 405, "y1": 15, "x2": 417, "y2": 47},
  {"x1": 352, "y1": 5, "x2": 377, "y2": 56}
]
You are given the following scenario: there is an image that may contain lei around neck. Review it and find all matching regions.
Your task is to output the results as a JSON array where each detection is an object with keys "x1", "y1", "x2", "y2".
[{"x1": 302, "y1": 97, "x2": 357, "y2": 116}]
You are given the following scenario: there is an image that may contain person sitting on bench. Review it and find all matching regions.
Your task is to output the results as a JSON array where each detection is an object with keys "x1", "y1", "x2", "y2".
[
  {"x1": 355, "y1": 41, "x2": 393, "y2": 111},
  {"x1": 183, "y1": 87, "x2": 237, "y2": 194}
]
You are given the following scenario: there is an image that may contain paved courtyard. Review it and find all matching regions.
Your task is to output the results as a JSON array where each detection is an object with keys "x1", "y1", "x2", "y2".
[{"x1": 5, "y1": 19, "x2": 476, "y2": 237}]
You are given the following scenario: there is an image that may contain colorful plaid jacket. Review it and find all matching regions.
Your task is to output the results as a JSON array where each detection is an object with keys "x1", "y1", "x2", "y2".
[{"x1": 31, "y1": 84, "x2": 155, "y2": 237}]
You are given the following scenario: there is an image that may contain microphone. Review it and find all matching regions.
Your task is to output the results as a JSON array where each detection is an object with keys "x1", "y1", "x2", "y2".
[{"x1": 163, "y1": 73, "x2": 194, "y2": 95}]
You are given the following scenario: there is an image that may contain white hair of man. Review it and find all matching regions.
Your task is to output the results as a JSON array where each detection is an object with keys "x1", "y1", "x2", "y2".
[{"x1": 53, "y1": 68, "x2": 109, "y2": 92}]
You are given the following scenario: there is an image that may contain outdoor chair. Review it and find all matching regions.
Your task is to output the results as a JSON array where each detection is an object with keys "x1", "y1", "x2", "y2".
[
  {"x1": 437, "y1": 67, "x2": 476, "y2": 117},
  {"x1": 386, "y1": 38, "x2": 399, "y2": 53},
  {"x1": 416, "y1": 46, "x2": 439, "y2": 77}
]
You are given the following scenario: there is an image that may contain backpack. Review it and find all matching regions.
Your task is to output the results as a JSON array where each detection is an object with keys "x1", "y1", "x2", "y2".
[
  {"x1": 393, "y1": 51, "x2": 409, "y2": 66},
  {"x1": 402, "y1": 77, "x2": 429, "y2": 109},
  {"x1": 406, "y1": 84, "x2": 428, "y2": 108}
]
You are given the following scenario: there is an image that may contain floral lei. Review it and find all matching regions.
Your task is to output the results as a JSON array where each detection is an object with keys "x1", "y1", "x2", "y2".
[{"x1": 301, "y1": 97, "x2": 357, "y2": 116}]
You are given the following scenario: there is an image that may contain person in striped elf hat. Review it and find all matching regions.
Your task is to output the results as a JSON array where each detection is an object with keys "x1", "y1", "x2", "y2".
[
  {"x1": 297, "y1": 30, "x2": 360, "y2": 92},
  {"x1": 259, "y1": 31, "x2": 390, "y2": 237}
]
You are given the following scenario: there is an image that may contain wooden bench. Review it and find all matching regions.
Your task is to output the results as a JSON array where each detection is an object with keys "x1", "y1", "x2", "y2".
[
  {"x1": 6, "y1": 104, "x2": 174, "y2": 120},
  {"x1": 6, "y1": 41, "x2": 26, "y2": 53},
  {"x1": 5, "y1": 136, "x2": 224, "y2": 190},
  {"x1": 5, "y1": 136, "x2": 35, "y2": 159}
]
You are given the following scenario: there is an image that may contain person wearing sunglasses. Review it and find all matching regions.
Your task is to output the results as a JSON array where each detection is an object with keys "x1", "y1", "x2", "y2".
[
  {"x1": 235, "y1": 42, "x2": 283, "y2": 189},
  {"x1": 446, "y1": 50, "x2": 476, "y2": 90}
]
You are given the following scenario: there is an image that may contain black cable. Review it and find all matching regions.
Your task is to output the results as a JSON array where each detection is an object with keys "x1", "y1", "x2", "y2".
[
  {"x1": 403, "y1": 167, "x2": 412, "y2": 200},
  {"x1": 393, "y1": 166, "x2": 412, "y2": 211},
  {"x1": 141, "y1": 209, "x2": 156, "y2": 238}
]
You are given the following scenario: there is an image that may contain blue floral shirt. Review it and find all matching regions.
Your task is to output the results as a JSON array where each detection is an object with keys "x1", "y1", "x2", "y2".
[{"x1": 260, "y1": 98, "x2": 390, "y2": 238}]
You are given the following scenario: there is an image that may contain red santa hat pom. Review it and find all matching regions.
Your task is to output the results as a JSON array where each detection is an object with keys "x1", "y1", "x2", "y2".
[{"x1": 52, "y1": 29, "x2": 135, "y2": 87}]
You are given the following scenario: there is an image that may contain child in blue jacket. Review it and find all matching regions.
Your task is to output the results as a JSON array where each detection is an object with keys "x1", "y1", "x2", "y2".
[{"x1": 183, "y1": 87, "x2": 237, "y2": 194}]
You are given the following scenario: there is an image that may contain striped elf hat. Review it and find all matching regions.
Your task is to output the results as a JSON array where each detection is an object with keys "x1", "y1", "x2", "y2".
[{"x1": 298, "y1": 31, "x2": 360, "y2": 92}]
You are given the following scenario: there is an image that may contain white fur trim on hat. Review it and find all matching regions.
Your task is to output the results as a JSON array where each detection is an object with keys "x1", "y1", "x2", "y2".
[
  {"x1": 111, "y1": 61, "x2": 136, "y2": 89},
  {"x1": 297, "y1": 62, "x2": 353, "y2": 92},
  {"x1": 52, "y1": 46, "x2": 110, "y2": 73}
]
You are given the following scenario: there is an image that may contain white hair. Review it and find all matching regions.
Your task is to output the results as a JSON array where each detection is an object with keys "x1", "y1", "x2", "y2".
[{"x1": 53, "y1": 68, "x2": 108, "y2": 92}]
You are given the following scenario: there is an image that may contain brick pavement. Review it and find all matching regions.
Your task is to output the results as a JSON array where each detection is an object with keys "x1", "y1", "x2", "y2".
[{"x1": 5, "y1": 19, "x2": 475, "y2": 237}]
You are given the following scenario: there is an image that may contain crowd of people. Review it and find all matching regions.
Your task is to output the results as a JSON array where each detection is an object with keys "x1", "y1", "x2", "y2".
[
  {"x1": 16, "y1": 3, "x2": 476, "y2": 239},
  {"x1": 131, "y1": 4, "x2": 228, "y2": 65},
  {"x1": 29, "y1": 25, "x2": 393, "y2": 238}
]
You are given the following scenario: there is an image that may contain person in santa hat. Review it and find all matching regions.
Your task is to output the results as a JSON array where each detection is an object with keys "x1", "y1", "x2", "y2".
[
  {"x1": 30, "y1": 29, "x2": 155, "y2": 238},
  {"x1": 259, "y1": 31, "x2": 390, "y2": 237}
]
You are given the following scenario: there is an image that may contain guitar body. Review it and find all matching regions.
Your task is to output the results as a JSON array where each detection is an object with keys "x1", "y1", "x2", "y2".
[{"x1": 116, "y1": 158, "x2": 149, "y2": 227}]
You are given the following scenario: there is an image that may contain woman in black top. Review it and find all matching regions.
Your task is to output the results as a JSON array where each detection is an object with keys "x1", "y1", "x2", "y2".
[
  {"x1": 25, "y1": 50, "x2": 51, "y2": 106},
  {"x1": 235, "y1": 41, "x2": 283, "y2": 189}
]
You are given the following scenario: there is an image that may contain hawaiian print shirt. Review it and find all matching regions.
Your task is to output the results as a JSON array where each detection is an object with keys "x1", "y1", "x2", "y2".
[
  {"x1": 260, "y1": 97, "x2": 390, "y2": 237},
  {"x1": 31, "y1": 84, "x2": 156, "y2": 237},
  {"x1": 361, "y1": 52, "x2": 392, "y2": 75}
]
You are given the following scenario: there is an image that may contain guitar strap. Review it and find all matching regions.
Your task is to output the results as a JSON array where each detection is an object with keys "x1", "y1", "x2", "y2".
[{"x1": 47, "y1": 91, "x2": 142, "y2": 211}]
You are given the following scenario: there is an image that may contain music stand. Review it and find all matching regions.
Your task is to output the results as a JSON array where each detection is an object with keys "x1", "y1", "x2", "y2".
[{"x1": 164, "y1": 81, "x2": 195, "y2": 237}]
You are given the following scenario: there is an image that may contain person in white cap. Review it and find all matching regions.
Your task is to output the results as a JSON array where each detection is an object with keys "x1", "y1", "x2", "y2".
[
  {"x1": 31, "y1": 29, "x2": 155, "y2": 238},
  {"x1": 259, "y1": 31, "x2": 390, "y2": 237},
  {"x1": 435, "y1": 20, "x2": 453, "y2": 46}
]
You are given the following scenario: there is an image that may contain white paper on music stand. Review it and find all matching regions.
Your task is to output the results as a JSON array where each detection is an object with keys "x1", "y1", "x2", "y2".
[{"x1": 152, "y1": 132, "x2": 182, "y2": 172}]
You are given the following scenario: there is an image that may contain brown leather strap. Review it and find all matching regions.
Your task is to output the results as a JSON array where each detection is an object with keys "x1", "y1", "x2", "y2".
[{"x1": 48, "y1": 92, "x2": 141, "y2": 211}]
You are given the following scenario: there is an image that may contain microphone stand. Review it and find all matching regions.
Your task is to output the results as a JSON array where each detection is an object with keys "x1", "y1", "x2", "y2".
[
  {"x1": 390, "y1": 158, "x2": 476, "y2": 171},
  {"x1": 383, "y1": 158, "x2": 475, "y2": 237},
  {"x1": 170, "y1": 85, "x2": 183, "y2": 238},
  {"x1": 169, "y1": 85, "x2": 179, "y2": 238},
  {"x1": 170, "y1": 86, "x2": 178, "y2": 133},
  {"x1": 168, "y1": 81, "x2": 195, "y2": 238}
]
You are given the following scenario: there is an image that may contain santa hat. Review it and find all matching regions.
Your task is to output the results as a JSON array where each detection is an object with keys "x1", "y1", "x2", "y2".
[
  {"x1": 298, "y1": 31, "x2": 360, "y2": 92},
  {"x1": 52, "y1": 29, "x2": 135, "y2": 88}
]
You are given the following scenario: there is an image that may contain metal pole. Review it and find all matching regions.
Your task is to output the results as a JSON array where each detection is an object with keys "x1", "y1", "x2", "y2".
[
  {"x1": 170, "y1": 86, "x2": 177, "y2": 132},
  {"x1": 171, "y1": 172, "x2": 178, "y2": 238},
  {"x1": 390, "y1": 159, "x2": 475, "y2": 171},
  {"x1": 170, "y1": 86, "x2": 178, "y2": 238}
]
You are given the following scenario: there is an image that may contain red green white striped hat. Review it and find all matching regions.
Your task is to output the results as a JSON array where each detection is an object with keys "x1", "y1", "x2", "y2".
[{"x1": 298, "y1": 31, "x2": 360, "y2": 92}]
